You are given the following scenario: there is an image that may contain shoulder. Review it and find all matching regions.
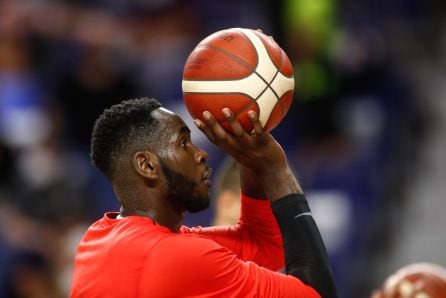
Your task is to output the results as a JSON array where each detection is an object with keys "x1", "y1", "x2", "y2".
[
  {"x1": 144, "y1": 233, "x2": 239, "y2": 277},
  {"x1": 81, "y1": 215, "x2": 172, "y2": 254},
  {"x1": 155, "y1": 233, "x2": 233, "y2": 261},
  {"x1": 140, "y1": 234, "x2": 246, "y2": 296},
  {"x1": 140, "y1": 233, "x2": 318, "y2": 297}
]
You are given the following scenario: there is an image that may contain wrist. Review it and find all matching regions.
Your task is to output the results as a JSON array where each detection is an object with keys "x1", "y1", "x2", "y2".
[{"x1": 258, "y1": 166, "x2": 303, "y2": 203}]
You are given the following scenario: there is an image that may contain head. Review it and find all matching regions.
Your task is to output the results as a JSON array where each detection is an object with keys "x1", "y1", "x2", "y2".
[
  {"x1": 212, "y1": 157, "x2": 241, "y2": 226},
  {"x1": 372, "y1": 263, "x2": 446, "y2": 298},
  {"x1": 90, "y1": 98, "x2": 211, "y2": 216}
]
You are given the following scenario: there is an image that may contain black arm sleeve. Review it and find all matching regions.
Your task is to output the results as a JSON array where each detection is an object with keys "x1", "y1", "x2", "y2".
[{"x1": 271, "y1": 194, "x2": 338, "y2": 298}]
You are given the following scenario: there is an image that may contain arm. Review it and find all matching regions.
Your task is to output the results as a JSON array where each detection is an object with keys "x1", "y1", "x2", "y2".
[
  {"x1": 181, "y1": 193, "x2": 284, "y2": 270},
  {"x1": 239, "y1": 161, "x2": 266, "y2": 199},
  {"x1": 182, "y1": 142, "x2": 284, "y2": 270},
  {"x1": 195, "y1": 108, "x2": 338, "y2": 297},
  {"x1": 141, "y1": 234, "x2": 320, "y2": 298}
]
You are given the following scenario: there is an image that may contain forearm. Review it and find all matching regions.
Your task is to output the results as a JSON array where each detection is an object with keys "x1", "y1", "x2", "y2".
[
  {"x1": 256, "y1": 164, "x2": 303, "y2": 203},
  {"x1": 239, "y1": 164, "x2": 266, "y2": 199},
  {"x1": 272, "y1": 194, "x2": 338, "y2": 298},
  {"x1": 239, "y1": 161, "x2": 303, "y2": 203}
]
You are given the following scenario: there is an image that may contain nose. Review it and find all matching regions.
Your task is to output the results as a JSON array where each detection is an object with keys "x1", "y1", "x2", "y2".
[{"x1": 194, "y1": 146, "x2": 208, "y2": 164}]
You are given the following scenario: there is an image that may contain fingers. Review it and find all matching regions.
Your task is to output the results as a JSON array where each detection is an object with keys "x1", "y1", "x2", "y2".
[
  {"x1": 247, "y1": 110, "x2": 263, "y2": 135},
  {"x1": 222, "y1": 108, "x2": 245, "y2": 137},
  {"x1": 194, "y1": 108, "x2": 279, "y2": 170},
  {"x1": 193, "y1": 118, "x2": 216, "y2": 143},
  {"x1": 194, "y1": 108, "x2": 266, "y2": 144},
  {"x1": 196, "y1": 111, "x2": 228, "y2": 142}
]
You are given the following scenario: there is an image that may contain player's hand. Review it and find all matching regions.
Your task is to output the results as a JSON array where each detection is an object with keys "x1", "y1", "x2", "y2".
[
  {"x1": 195, "y1": 108, "x2": 303, "y2": 200},
  {"x1": 194, "y1": 108, "x2": 287, "y2": 174}
]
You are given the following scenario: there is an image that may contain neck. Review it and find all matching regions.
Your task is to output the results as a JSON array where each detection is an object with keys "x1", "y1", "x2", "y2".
[
  {"x1": 119, "y1": 205, "x2": 184, "y2": 232},
  {"x1": 115, "y1": 180, "x2": 186, "y2": 232}
]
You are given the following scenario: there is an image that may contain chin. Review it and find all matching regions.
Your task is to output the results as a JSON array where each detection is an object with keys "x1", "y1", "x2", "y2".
[{"x1": 187, "y1": 196, "x2": 211, "y2": 213}]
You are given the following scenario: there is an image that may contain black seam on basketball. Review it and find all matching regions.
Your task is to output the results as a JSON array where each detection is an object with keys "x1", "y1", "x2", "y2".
[
  {"x1": 199, "y1": 44, "x2": 257, "y2": 80},
  {"x1": 239, "y1": 30, "x2": 280, "y2": 88},
  {"x1": 254, "y1": 73, "x2": 279, "y2": 123},
  {"x1": 266, "y1": 70, "x2": 280, "y2": 100},
  {"x1": 255, "y1": 69, "x2": 280, "y2": 127},
  {"x1": 237, "y1": 29, "x2": 260, "y2": 70},
  {"x1": 250, "y1": 30, "x2": 292, "y2": 79},
  {"x1": 239, "y1": 29, "x2": 283, "y2": 99},
  {"x1": 249, "y1": 30, "x2": 280, "y2": 71}
]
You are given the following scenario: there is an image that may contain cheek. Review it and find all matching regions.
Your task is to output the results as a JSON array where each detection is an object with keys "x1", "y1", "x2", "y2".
[
  {"x1": 170, "y1": 156, "x2": 199, "y2": 181},
  {"x1": 176, "y1": 151, "x2": 198, "y2": 171}
]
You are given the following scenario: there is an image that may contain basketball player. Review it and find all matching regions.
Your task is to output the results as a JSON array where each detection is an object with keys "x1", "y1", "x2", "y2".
[{"x1": 69, "y1": 98, "x2": 338, "y2": 297}]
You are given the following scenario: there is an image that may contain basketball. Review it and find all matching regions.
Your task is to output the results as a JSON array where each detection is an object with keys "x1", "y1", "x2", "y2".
[
  {"x1": 373, "y1": 263, "x2": 446, "y2": 298},
  {"x1": 182, "y1": 28, "x2": 294, "y2": 133}
]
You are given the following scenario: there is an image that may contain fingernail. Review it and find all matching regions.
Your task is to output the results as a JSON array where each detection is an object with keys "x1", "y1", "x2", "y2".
[
  {"x1": 222, "y1": 108, "x2": 231, "y2": 118},
  {"x1": 248, "y1": 110, "x2": 256, "y2": 118},
  {"x1": 193, "y1": 119, "x2": 201, "y2": 128},
  {"x1": 203, "y1": 111, "x2": 211, "y2": 120}
]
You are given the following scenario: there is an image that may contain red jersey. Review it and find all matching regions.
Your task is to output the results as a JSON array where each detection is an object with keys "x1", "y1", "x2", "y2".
[{"x1": 70, "y1": 194, "x2": 320, "y2": 297}]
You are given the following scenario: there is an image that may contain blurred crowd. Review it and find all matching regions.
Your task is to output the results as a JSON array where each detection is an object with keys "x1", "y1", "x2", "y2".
[{"x1": 0, "y1": 0, "x2": 445, "y2": 297}]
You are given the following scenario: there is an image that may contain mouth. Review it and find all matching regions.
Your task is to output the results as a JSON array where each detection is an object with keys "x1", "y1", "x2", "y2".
[
  {"x1": 202, "y1": 168, "x2": 212, "y2": 186},
  {"x1": 202, "y1": 168, "x2": 212, "y2": 180}
]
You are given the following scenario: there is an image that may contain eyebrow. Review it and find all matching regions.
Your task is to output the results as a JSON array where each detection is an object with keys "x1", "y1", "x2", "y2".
[
  {"x1": 169, "y1": 126, "x2": 191, "y2": 144},
  {"x1": 179, "y1": 126, "x2": 191, "y2": 136}
]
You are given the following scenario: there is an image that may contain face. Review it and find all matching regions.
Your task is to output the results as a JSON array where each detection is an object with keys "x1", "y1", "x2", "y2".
[{"x1": 153, "y1": 108, "x2": 212, "y2": 213}]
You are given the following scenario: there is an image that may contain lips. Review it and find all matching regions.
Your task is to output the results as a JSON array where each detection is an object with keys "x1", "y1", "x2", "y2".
[{"x1": 202, "y1": 168, "x2": 212, "y2": 180}]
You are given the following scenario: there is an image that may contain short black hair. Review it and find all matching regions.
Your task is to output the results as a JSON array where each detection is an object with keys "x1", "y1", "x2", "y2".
[{"x1": 90, "y1": 97, "x2": 162, "y2": 181}]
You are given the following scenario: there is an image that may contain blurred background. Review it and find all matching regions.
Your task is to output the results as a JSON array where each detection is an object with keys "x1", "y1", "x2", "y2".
[{"x1": 0, "y1": 0, "x2": 445, "y2": 297}]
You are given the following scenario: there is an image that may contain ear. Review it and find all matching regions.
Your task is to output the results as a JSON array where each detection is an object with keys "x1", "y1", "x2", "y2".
[{"x1": 132, "y1": 151, "x2": 160, "y2": 180}]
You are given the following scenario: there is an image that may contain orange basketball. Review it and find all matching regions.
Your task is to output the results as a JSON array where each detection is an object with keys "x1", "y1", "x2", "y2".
[
  {"x1": 182, "y1": 28, "x2": 294, "y2": 133},
  {"x1": 372, "y1": 263, "x2": 446, "y2": 298}
]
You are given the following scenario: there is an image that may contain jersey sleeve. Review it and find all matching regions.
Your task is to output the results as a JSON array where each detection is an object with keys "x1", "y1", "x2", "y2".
[
  {"x1": 140, "y1": 234, "x2": 320, "y2": 298},
  {"x1": 181, "y1": 194, "x2": 284, "y2": 271}
]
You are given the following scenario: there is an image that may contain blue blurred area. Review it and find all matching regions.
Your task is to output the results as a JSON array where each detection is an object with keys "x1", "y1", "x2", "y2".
[{"x1": 0, "y1": 0, "x2": 444, "y2": 297}]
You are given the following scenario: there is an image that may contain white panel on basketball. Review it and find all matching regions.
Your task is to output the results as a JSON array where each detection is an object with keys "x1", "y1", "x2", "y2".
[
  {"x1": 182, "y1": 73, "x2": 266, "y2": 99},
  {"x1": 240, "y1": 29, "x2": 278, "y2": 83},
  {"x1": 245, "y1": 27, "x2": 295, "y2": 124},
  {"x1": 270, "y1": 72, "x2": 294, "y2": 97},
  {"x1": 256, "y1": 88, "x2": 279, "y2": 126}
]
